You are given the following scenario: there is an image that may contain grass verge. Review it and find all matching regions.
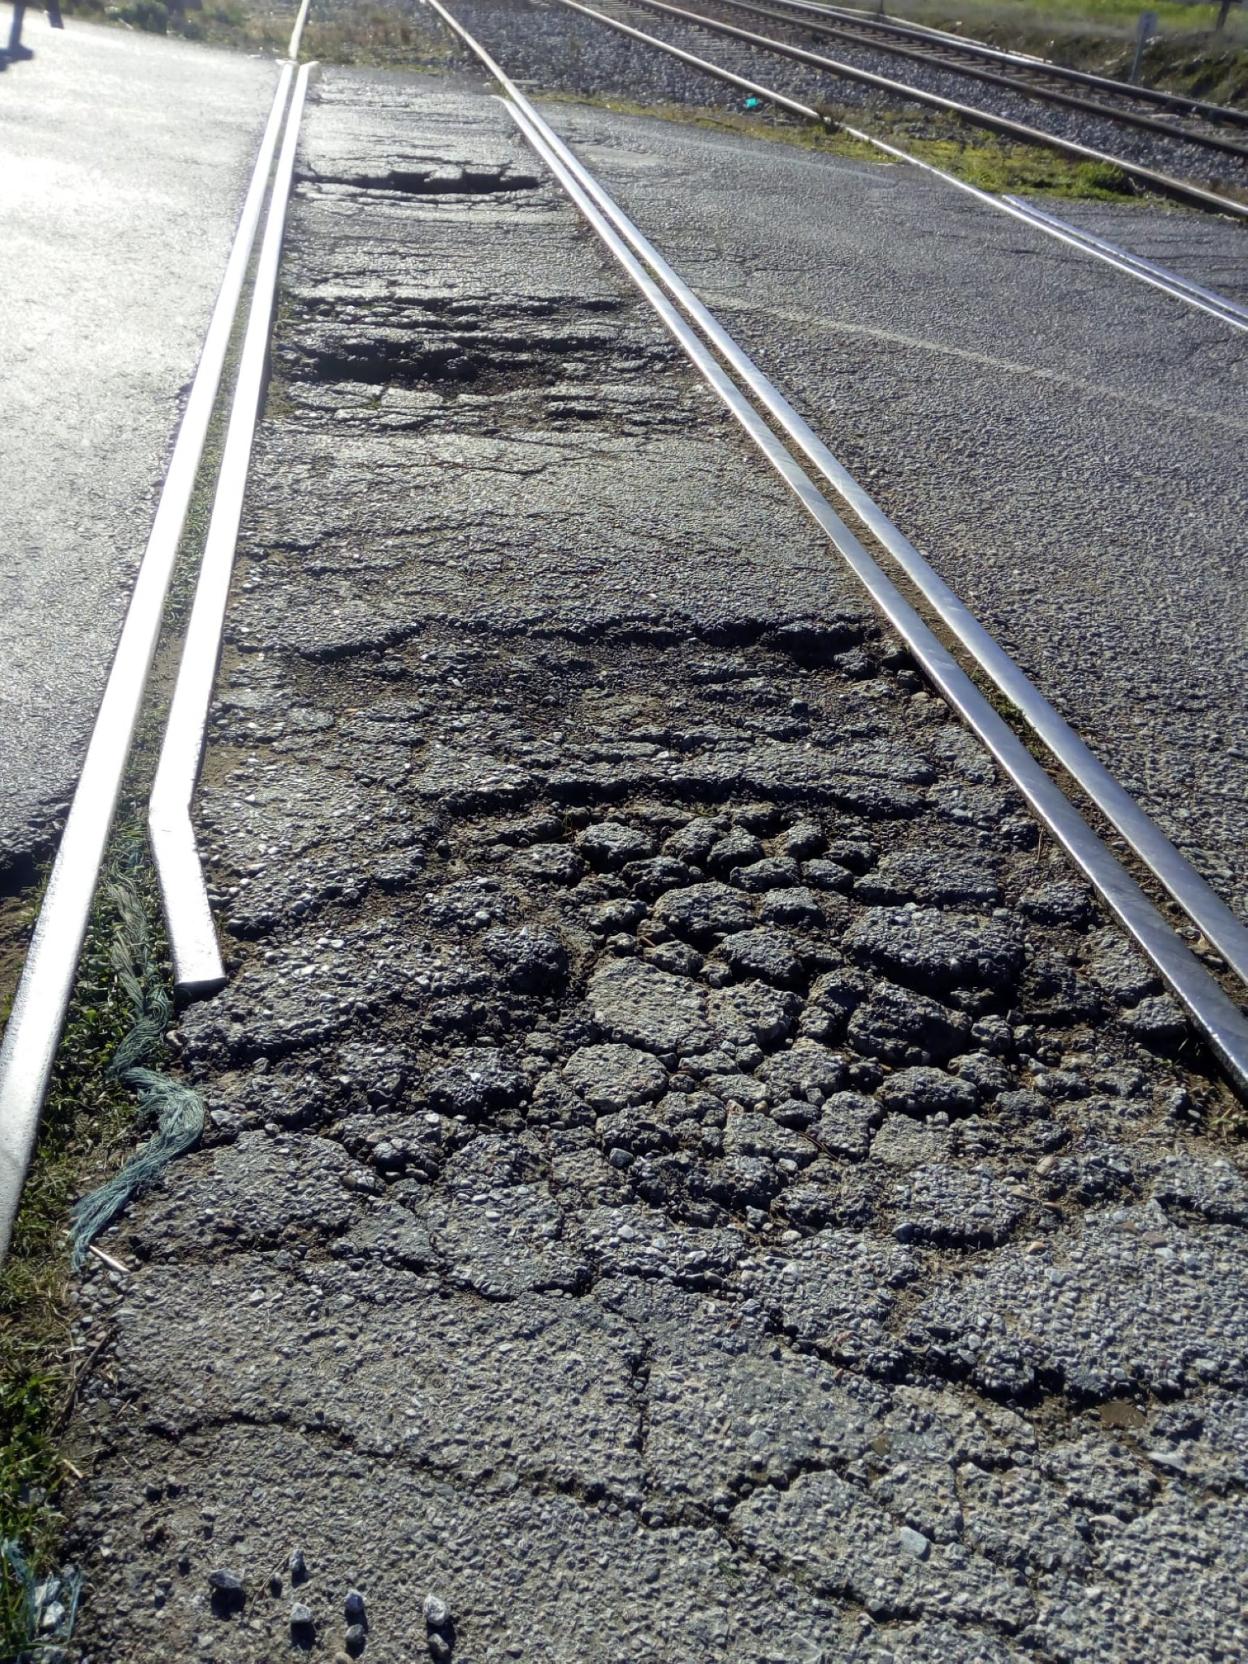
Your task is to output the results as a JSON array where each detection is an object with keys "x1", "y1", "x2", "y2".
[
  {"x1": 540, "y1": 90, "x2": 1140, "y2": 198},
  {"x1": 58, "y1": 0, "x2": 455, "y2": 66},
  {"x1": 0, "y1": 846, "x2": 163, "y2": 1659},
  {"x1": 843, "y1": 0, "x2": 1248, "y2": 105}
]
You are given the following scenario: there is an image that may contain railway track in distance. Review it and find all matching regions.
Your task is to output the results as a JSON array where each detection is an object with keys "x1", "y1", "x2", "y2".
[
  {"x1": 571, "y1": 0, "x2": 1248, "y2": 217},
  {"x1": 790, "y1": 0, "x2": 1248, "y2": 124},
  {"x1": 729, "y1": 0, "x2": 1248, "y2": 158}
]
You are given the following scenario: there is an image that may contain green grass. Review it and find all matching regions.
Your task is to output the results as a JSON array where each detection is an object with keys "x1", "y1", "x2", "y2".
[
  {"x1": 302, "y1": 5, "x2": 454, "y2": 69},
  {"x1": 878, "y1": 0, "x2": 1248, "y2": 103},
  {"x1": 0, "y1": 849, "x2": 161, "y2": 1659},
  {"x1": 893, "y1": 0, "x2": 1247, "y2": 41},
  {"x1": 901, "y1": 136, "x2": 1136, "y2": 197},
  {"x1": 541, "y1": 90, "x2": 1139, "y2": 198},
  {"x1": 59, "y1": 0, "x2": 290, "y2": 51},
  {"x1": 60, "y1": 0, "x2": 454, "y2": 64}
]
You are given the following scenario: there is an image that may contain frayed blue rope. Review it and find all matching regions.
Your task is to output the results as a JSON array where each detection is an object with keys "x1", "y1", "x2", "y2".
[
  {"x1": 68, "y1": 871, "x2": 204, "y2": 1269},
  {"x1": 69, "y1": 1071, "x2": 203, "y2": 1269},
  {"x1": 102, "y1": 878, "x2": 171, "y2": 1080},
  {"x1": 1, "y1": 1538, "x2": 82, "y2": 1656}
]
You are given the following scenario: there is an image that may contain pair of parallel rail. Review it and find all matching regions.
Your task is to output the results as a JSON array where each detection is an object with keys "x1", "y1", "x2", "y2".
[
  {"x1": 0, "y1": 0, "x2": 1246, "y2": 1263},
  {"x1": 0, "y1": 4, "x2": 312, "y2": 1257}
]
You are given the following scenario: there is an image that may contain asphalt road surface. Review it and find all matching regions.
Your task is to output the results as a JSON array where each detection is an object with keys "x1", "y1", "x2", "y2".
[
  {"x1": 0, "y1": 9, "x2": 277, "y2": 871},
  {"x1": 67, "y1": 68, "x2": 1248, "y2": 1664},
  {"x1": 439, "y1": 0, "x2": 1248, "y2": 927},
  {"x1": 532, "y1": 99, "x2": 1248, "y2": 924}
]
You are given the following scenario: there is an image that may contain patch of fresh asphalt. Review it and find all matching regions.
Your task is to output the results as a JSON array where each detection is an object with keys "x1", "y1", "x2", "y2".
[
  {"x1": 0, "y1": 9, "x2": 277, "y2": 871},
  {"x1": 65, "y1": 68, "x2": 1248, "y2": 1664},
  {"x1": 524, "y1": 99, "x2": 1248, "y2": 924}
]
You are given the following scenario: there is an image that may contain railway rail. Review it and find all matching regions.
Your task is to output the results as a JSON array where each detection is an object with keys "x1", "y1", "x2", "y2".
[
  {"x1": 698, "y1": 0, "x2": 1248, "y2": 158},
  {"x1": 549, "y1": 0, "x2": 1248, "y2": 217},
  {"x1": 9, "y1": 15, "x2": 1248, "y2": 1656},
  {"x1": 0, "y1": 0, "x2": 1247, "y2": 1280},
  {"x1": 437, "y1": 0, "x2": 1248, "y2": 1074},
  {"x1": 528, "y1": 0, "x2": 1248, "y2": 323},
  {"x1": 0, "y1": 4, "x2": 313, "y2": 1257},
  {"x1": 792, "y1": 0, "x2": 1248, "y2": 130}
]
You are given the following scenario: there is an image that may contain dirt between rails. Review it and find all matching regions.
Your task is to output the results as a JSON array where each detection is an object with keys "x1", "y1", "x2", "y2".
[{"x1": 62, "y1": 69, "x2": 1248, "y2": 1664}]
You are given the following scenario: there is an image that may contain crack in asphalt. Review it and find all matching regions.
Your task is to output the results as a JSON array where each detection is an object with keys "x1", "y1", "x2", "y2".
[{"x1": 61, "y1": 68, "x2": 1248, "y2": 1664}]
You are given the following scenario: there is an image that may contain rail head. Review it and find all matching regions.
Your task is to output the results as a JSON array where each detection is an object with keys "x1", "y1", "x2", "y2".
[{"x1": 149, "y1": 65, "x2": 314, "y2": 1000}]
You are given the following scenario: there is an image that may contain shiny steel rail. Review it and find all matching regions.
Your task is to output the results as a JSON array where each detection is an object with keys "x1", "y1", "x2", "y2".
[
  {"x1": 564, "y1": 0, "x2": 1248, "y2": 219},
  {"x1": 834, "y1": 118, "x2": 1248, "y2": 333},
  {"x1": 553, "y1": 0, "x2": 828, "y2": 120},
  {"x1": 698, "y1": 0, "x2": 1248, "y2": 158},
  {"x1": 795, "y1": 0, "x2": 1248, "y2": 130},
  {"x1": 288, "y1": 0, "x2": 312, "y2": 61},
  {"x1": 150, "y1": 64, "x2": 313, "y2": 998},
  {"x1": 1001, "y1": 195, "x2": 1248, "y2": 331},
  {"x1": 0, "y1": 64, "x2": 296, "y2": 1262},
  {"x1": 547, "y1": 0, "x2": 1248, "y2": 332},
  {"x1": 430, "y1": 0, "x2": 1248, "y2": 1091}
]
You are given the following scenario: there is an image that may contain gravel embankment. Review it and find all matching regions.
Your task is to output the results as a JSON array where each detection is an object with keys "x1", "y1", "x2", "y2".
[{"x1": 65, "y1": 69, "x2": 1248, "y2": 1664}]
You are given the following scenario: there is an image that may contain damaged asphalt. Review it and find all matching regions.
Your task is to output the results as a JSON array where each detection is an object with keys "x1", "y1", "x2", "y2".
[
  {"x1": 446, "y1": 0, "x2": 1248, "y2": 924},
  {"x1": 63, "y1": 68, "x2": 1248, "y2": 1664}
]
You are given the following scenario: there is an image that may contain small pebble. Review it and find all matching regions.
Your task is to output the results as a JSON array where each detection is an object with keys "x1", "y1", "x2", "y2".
[
  {"x1": 289, "y1": 1549, "x2": 308, "y2": 1582},
  {"x1": 345, "y1": 1622, "x2": 367, "y2": 1655},
  {"x1": 345, "y1": 1589, "x2": 367, "y2": 1623},
  {"x1": 423, "y1": 1593, "x2": 450, "y2": 1629},
  {"x1": 428, "y1": 1637, "x2": 452, "y2": 1663},
  {"x1": 207, "y1": 1569, "x2": 244, "y2": 1596},
  {"x1": 291, "y1": 1602, "x2": 314, "y2": 1632},
  {"x1": 898, "y1": 1526, "x2": 930, "y2": 1560}
]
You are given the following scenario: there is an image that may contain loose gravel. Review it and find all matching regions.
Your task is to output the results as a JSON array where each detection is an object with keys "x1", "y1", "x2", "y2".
[{"x1": 61, "y1": 71, "x2": 1248, "y2": 1664}]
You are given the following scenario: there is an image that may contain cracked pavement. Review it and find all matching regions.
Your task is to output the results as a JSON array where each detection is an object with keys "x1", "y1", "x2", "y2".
[
  {"x1": 65, "y1": 70, "x2": 1248, "y2": 1664},
  {"x1": 443, "y1": 0, "x2": 1248, "y2": 925}
]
